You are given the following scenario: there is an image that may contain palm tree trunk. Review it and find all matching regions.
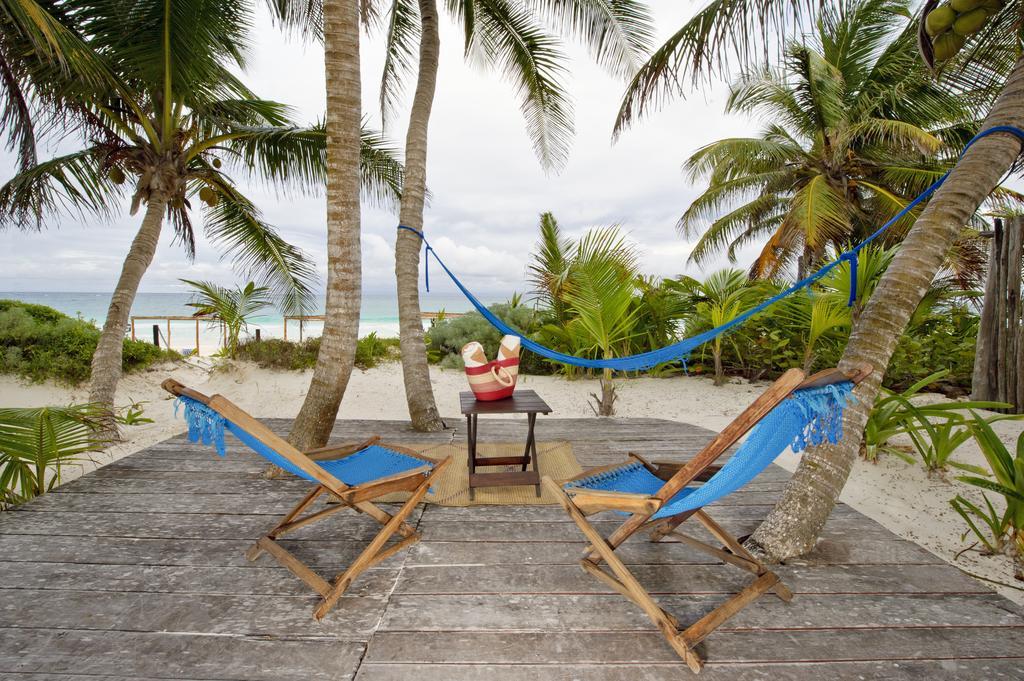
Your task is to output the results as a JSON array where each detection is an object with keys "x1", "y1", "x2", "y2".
[
  {"x1": 88, "y1": 196, "x2": 167, "y2": 434},
  {"x1": 713, "y1": 341, "x2": 724, "y2": 386},
  {"x1": 288, "y1": 0, "x2": 363, "y2": 451},
  {"x1": 747, "y1": 55, "x2": 1024, "y2": 561},
  {"x1": 394, "y1": 0, "x2": 444, "y2": 432}
]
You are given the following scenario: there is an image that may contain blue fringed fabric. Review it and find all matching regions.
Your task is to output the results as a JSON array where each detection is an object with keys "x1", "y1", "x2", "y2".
[
  {"x1": 566, "y1": 381, "x2": 856, "y2": 518},
  {"x1": 174, "y1": 396, "x2": 432, "y2": 486},
  {"x1": 176, "y1": 397, "x2": 227, "y2": 457}
]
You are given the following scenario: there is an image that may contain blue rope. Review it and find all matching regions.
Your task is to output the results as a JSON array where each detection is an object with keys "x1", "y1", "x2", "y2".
[{"x1": 399, "y1": 126, "x2": 1024, "y2": 371}]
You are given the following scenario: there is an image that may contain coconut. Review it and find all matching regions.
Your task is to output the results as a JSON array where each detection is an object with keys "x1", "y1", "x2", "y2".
[
  {"x1": 954, "y1": 7, "x2": 989, "y2": 34},
  {"x1": 925, "y1": 4, "x2": 957, "y2": 36},
  {"x1": 950, "y1": 0, "x2": 985, "y2": 11},
  {"x1": 198, "y1": 187, "x2": 215, "y2": 203},
  {"x1": 108, "y1": 167, "x2": 125, "y2": 185},
  {"x1": 932, "y1": 31, "x2": 966, "y2": 61},
  {"x1": 212, "y1": 157, "x2": 222, "y2": 169}
]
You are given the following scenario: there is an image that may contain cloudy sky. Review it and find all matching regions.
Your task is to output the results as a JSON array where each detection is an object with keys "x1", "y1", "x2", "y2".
[{"x1": 0, "y1": 1, "x2": 763, "y2": 299}]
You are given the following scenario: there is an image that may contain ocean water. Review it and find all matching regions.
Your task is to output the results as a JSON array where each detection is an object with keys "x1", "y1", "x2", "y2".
[{"x1": 1, "y1": 290, "x2": 498, "y2": 354}]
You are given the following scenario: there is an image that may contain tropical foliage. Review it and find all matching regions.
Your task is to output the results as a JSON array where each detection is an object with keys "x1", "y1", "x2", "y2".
[
  {"x1": 0, "y1": 300, "x2": 174, "y2": 385},
  {"x1": 952, "y1": 417, "x2": 1024, "y2": 579},
  {"x1": 182, "y1": 280, "x2": 272, "y2": 359},
  {"x1": 675, "y1": 0, "x2": 1009, "y2": 279},
  {"x1": 0, "y1": 0, "x2": 405, "y2": 420},
  {"x1": 0, "y1": 403, "x2": 108, "y2": 508},
  {"x1": 428, "y1": 217, "x2": 985, "y2": 398}
]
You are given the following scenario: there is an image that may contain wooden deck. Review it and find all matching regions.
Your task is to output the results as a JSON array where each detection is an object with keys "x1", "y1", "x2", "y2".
[{"x1": 1, "y1": 416, "x2": 1023, "y2": 680}]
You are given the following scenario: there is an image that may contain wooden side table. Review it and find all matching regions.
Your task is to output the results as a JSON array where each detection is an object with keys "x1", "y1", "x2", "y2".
[{"x1": 460, "y1": 389, "x2": 552, "y2": 498}]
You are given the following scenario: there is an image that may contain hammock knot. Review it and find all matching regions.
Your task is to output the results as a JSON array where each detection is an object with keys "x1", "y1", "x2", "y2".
[
  {"x1": 398, "y1": 224, "x2": 432, "y2": 292},
  {"x1": 839, "y1": 250, "x2": 859, "y2": 307}
]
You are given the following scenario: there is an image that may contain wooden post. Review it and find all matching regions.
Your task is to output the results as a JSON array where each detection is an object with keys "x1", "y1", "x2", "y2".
[
  {"x1": 972, "y1": 217, "x2": 1024, "y2": 413},
  {"x1": 256, "y1": 328, "x2": 262, "y2": 342},
  {"x1": 299, "y1": 319, "x2": 304, "y2": 343},
  {"x1": 152, "y1": 324, "x2": 160, "y2": 348},
  {"x1": 195, "y1": 319, "x2": 200, "y2": 355},
  {"x1": 130, "y1": 318, "x2": 136, "y2": 342},
  {"x1": 167, "y1": 320, "x2": 171, "y2": 350},
  {"x1": 283, "y1": 317, "x2": 288, "y2": 342}
]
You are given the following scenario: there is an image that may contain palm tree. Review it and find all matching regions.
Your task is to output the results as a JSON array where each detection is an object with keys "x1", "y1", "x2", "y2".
[
  {"x1": 678, "y1": 1, "x2": 985, "y2": 279},
  {"x1": 527, "y1": 212, "x2": 574, "y2": 326},
  {"x1": 182, "y1": 280, "x2": 273, "y2": 359},
  {"x1": 284, "y1": 0, "x2": 369, "y2": 451},
  {"x1": 669, "y1": 269, "x2": 769, "y2": 385},
  {"x1": 382, "y1": 0, "x2": 655, "y2": 430},
  {"x1": 613, "y1": 0, "x2": 1024, "y2": 561},
  {"x1": 561, "y1": 227, "x2": 641, "y2": 415},
  {"x1": 0, "y1": 0, "x2": 404, "y2": 438}
]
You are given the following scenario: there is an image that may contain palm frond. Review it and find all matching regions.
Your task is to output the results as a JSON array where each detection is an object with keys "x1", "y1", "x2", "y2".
[
  {"x1": 200, "y1": 184, "x2": 317, "y2": 315},
  {"x1": 0, "y1": 146, "x2": 118, "y2": 230},
  {"x1": 0, "y1": 403, "x2": 109, "y2": 505},
  {"x1": 379, "y1": 0, "x2": 421, "y2": 124},
  {"x1": 523, "y1": 0, "x2": 654, "y2": 79},
  {"x1": 472, "y1": 0, "x2": 574, "y2": 171}
]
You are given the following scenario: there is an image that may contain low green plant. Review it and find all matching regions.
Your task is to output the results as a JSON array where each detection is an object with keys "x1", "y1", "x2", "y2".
[
  {"x1": 236, "y1": 337, "x2": 321, "y2": 370},
  {"x1": 953, "y1": 417, "x2": 1024, "y2": 580},
  {"x1": 354, "y1": 332, "x2": 400, "y2": 369},
  {"x1": 0, "y1": 404, "x2": 109, "y2": 508},
  {"x1": 116, "y1": 400, "x2": 154, "y2": 426},
  {"x1": 235, "y1": 334, "x2": 400, "y2": 371},
  {"x1": 861, "y1": 370, "x2": 1012, "y2": 464},
  {"x1": 899, "y1": 407, "x2": 990, "y2": 476},
  {"x1": 0, "y1": 300, "x2": 175, "y2": 385},
  {"x1": 951, "y1": 493, "x2": 1008, "y2": 556},
  {"x1": 428, "y1": 303, "x2": 548, "y2": 372}
]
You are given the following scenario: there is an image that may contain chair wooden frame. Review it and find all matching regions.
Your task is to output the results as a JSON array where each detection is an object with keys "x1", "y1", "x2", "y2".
[
  {"x1": 162, "y1": 379, "x2": 450, "y2": 620},
  {"x1": 543, "y1": 363, "x2": 873, "y2": 673}
]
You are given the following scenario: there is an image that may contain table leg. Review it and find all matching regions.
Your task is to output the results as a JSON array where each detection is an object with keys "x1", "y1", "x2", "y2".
[
  {"x1": 524, "y1": 412, "x2": 540, "y2": 496},
  {"x1": 467, "y1": 414, "x2": 477, "y2": 501}
]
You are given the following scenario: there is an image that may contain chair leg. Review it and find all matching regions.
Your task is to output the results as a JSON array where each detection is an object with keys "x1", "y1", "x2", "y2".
[
  {"x1": 694, "y1": 510, "x2": 792, "y2": 602},
  {"x1": 312, "y1": 459, "x2": 449, "y2": 620},
  {"x1": 246, "y1": 485, "x2": 325, "y2": 561},
  {"x1": 544, "y1": 479, "x2": 705, "y2": 673}
]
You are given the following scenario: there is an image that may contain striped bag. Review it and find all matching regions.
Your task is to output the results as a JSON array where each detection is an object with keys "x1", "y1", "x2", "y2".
[{"x1": 462, "y1": 335, "x2": 520, "y2": 401}]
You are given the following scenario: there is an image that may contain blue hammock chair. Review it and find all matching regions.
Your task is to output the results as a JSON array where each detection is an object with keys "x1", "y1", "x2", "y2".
[
  {"x1": 543, "y1": 363, "x2": 872, "y2": 673},
  {"x1": 163, "y1": 378, "x2": 450, "y2": 620}
]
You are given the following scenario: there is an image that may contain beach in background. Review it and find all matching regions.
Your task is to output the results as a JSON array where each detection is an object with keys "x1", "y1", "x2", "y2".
[{"x1": 1, "y1": 290, "x2": 500, "y2": 354}]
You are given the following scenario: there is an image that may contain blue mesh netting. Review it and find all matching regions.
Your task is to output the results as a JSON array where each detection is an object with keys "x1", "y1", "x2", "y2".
[
  {"x1": 565, "y1": 382, "x2": 855, "y2": 518},
  {"x1": 175, "y1": 396, "x2": 431, "y2": 485}
]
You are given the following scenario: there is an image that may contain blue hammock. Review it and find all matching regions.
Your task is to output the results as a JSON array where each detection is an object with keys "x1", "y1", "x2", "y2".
[
  {"x1": 174, "y1": 396, "x2": 431, "y2": 486},
  {"x1": 566, "y1": 381, "x2": 854, "y2": 517},
  {"x1": 401, "y1": 125, "x2": 1024, "y2": 372}
]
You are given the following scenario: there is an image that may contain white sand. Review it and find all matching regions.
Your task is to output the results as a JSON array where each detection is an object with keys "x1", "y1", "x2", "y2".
[{"x1": 2, "y1": 360, "x2": 1021, "y2": 603}]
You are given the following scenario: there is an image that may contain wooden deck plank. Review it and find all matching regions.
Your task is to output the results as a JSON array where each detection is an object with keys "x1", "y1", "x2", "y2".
[
  {"x1": 390, "y1": 563, "x2": 988, "y2": 595},
  {"x1": 362, "y1": 628, "x2": 1024, "y2": 664},
  {"x1": 404, "y1": 537, "x2": 943, "y2": 566},
  {"x1": 0, "y1": 589, "x2": 382, "y2": 638},
  {"x1": 353, "y1": 660, "x2": 1024, "y2": 681},
  {"x1": 377, "y1": 593, "x2": 1024, "y2": 631},
  {"x1": 0, "y1": 628, "x2": 364, "y2": 681}
]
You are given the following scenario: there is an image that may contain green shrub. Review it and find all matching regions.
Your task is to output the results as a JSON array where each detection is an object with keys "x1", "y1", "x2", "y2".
[
  {"x1": 236, "y1": 337, "x2": 321, "y2": 370},
  {"x1": 354, "y1": 332, "x2": 400, "y2": 369},
  {"x1": 427, "y1": 304, "x2": 555, "y2": 375},
  {"x1": 0, "y1": 300, "x2": 176, "y2": 385},
  {"x1": 235, "y1": 334, "x2": 401, "y2": 371}
]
